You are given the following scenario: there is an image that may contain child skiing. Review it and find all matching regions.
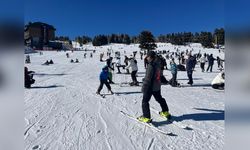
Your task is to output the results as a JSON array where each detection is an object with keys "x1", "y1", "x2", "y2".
[
  {"x1": 96, "y1": 66, "x2": 114, "y2": 95},
  {"x1": 126, "y1": 56, "x2": 139, "y2": 86}
]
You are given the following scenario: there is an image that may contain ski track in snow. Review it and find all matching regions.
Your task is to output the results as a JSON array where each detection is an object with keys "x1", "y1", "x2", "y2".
[{"x1": 25, "y1": 43, "x2": 224, "y2": 150}]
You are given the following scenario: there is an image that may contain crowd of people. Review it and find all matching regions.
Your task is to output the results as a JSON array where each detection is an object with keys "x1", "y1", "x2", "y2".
[{"x1": 25, "y1": 47, "x2": 225, "y2": 123}]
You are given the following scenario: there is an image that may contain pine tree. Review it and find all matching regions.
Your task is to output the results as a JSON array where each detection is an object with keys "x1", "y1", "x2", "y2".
[{"x1": 138, "y1": 31, "x2": 157, "y2": 52}]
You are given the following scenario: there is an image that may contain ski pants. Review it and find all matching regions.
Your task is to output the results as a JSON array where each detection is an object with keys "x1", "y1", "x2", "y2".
[
  {"x1": 212, "y1": 83, "x2": 224, "y2": 90},
  {"x1": 207, "y1": 64, "x2": 213, "y2": 72},
  {"x1": 142, "y1": 90, "x2": 169, "y2": 118},
  {"x1": 131, "y1": 70, "x2": 138, "y2": 83},
  {"x1": 187, "y1": 70, "x2": 193, "y2": 84},
  {"x1": 171, "y1": 73, "x2": 177, "y2": 86},
  {"x1": 200, "y1": 63, "x2": 205, "y2": 72},
  {"x1": 97, "y1": 80, "x2": 111, "y2": 93}
]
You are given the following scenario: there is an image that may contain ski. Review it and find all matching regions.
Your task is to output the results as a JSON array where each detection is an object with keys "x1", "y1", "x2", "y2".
[
  {"x1": 150, "y1": 107, "x2": 192, "y2": 130},
  {"x1": 96, "y1": 93, "x2": 106, "y2": 98},
  {"x1": 120, "y1": 110, "x2": 176, "y2": 136}
]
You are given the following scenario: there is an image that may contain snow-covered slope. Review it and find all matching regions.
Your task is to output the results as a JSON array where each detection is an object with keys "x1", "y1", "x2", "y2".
[{"x1": 24, "y1": 44, "x2": 225, "y2": 150}]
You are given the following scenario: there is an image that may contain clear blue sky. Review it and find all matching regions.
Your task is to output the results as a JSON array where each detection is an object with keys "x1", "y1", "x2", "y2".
[{"x1": 25, "y1": 0, "x2": 225, "y2": 39}]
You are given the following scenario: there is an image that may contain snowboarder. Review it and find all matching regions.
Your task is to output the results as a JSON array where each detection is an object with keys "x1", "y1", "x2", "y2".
[
  {"x1": 70, "y1": 59, "x2": 74, "y2": 63},
  {"x1": 186, "y1": 53, "x2": 195, "y2": 85},
  {"x1": 126, "y1": 56, "x2": 139, "y2": 86},
  {"x1": 207, "y1": 54, "x2": 215, "y2": 72},
  {"x1": 24, "y1": 67, "x2": 35, "y2": 88},
  {"x1": 211, "y1": 72, "x2": 225, "y2": 90},
  {"x1": 96, "y1": 66, "x2": 114, "y2": 95},
  {"x1": 138, "y1": 51, "x2": 170, "y2": 123},
  {"x1": 170, "y1": 58, "x2": 178, "y2": 87},
  {"x1": 199, "y1": 54, "x2": 207, "y2": 72}
]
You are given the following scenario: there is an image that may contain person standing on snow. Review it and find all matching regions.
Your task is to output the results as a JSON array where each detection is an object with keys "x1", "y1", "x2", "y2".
[
  {"x1": 126, "y1": 56, "x2": 139, "y2": 86},
  {"x1": 96, "y1": 66, "x2": 114, "y2": 95},
  {"x1": 138, "y1": 51, "x2": 170, "y2": 123},
  {"x1": 207, "y1": 54, "x2": 215, "y2": 72},
  {"x1": 199, "y1": 53, "x2": 207, "y2": 72},
  {"x1": 106, "y1": 57, "x2": 115, "y2": 84},
  {"x1": 186, "y1": 53, "x2": 195, "y2": 85},
  {"x1": 170, "y1": 58, "x2": 178, "y2": 87}
]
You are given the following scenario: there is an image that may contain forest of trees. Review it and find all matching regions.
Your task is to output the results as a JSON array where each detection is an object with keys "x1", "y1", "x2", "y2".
[
  {"x1": 55, "y1": 28, "x2": 224, "y2": 48},
  {"x1": 89, "y1": 28, "x2": 224, "y2": 48}
]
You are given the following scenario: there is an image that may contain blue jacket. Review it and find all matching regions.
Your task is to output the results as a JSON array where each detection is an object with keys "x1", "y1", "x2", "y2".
[
  {"x1": 99, "y1": 70, "x2": 109, "y2": 80},
  {"x1": 170, "y1": 63, "x2": 177, "y2": 74}
]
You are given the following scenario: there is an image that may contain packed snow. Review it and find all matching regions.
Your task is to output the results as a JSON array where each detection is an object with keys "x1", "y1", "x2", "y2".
[{"x1": 24, "y1": 43, "x2": 224, "y2": 150}]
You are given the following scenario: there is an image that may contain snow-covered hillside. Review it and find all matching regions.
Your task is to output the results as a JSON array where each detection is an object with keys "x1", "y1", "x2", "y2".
[{"x1": 24, "y1": 43, "x2": 224, "y2": 150}]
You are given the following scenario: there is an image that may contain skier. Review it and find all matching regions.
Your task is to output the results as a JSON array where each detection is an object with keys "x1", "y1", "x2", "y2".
[
  {"x1": 211, "y1": 72, "x2": 225, "y2": 90},
  {"x1": 106, "y1": 57, "x2": 115, "y2": 84},
  {"x1": 199, "y1": 53, "x2": 207, "y2": 72},
  {"x1": 90, "y1": 53, "x2": 93, "y2": 58},
  {"x1": 217, "y1": 56, "x2": 223, "y2": 69},
  {"x1": 186, "y1": 53, "x2": 195, "y2": 85},
  {"x1": 24, "y1": 67, "x2": 35, "y2": 88},
  {"x1": 159, "y1": 55, "x2": 168, "y2": 84},
  {"x1": 96, "y1": 66, "x2": 114, "y2": 95},
  {"x1": 170, "y1": 58, "x2": 178, "y2": 87},
  {"x1": 66, "y1": 53, "x2": 69, "y2": 58},
  {"x1": 138, "y1": 51, "x2": 170, "y2": 123},
  {"x1": 75, "y1": 59, "x2": 79, "y2": 63},
  {"x1": 126, "y1": 56, "x2": 139, "y2": 86},
  {"x1": 70, "y1": 59, "x2": 74, "y2": 63},
  {"x1": 206, "y1": 54, "x2": 215, "y2": 72},
  {"x1": 124, "y1": 56, "x2": 130, "y2": 74}
]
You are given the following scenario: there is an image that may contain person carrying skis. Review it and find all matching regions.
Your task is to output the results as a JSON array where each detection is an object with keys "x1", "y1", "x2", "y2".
[
  {"x1": 96, "y1": 66, "x2": 114, "y2": 95},
  {"x1": 138, "y1": 51, "x2": 170, "y2": 123},
  {"x1": 126, "y1": 55, "x2": 139, "y2": 86}
]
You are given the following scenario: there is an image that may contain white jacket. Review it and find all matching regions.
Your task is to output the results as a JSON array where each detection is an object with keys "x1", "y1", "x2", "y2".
[
  {"x1": 126, "y1": 59, "x2": 138, "y2": 71},
  {"x1": 199, "y1": 56, "x2": 207, "y2": 63},
  {"x1": 211, "y1": 73, "x2": 225, "y2": 85}
]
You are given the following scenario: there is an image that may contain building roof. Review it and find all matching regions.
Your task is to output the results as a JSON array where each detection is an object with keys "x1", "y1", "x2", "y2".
[{"x1": 25, "y1": 22, "x2": 56, "y2": 31}]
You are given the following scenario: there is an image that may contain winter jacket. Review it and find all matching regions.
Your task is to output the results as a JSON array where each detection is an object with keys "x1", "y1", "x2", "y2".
[
  {"x1": 186, "y1": 57, "x2": 195, "y2": 72},
  {"x1": 142, "y1": 57, "x2": 161, "y2": 94},
  {"x1": 199, "y1": 56, "x2": 206, "y2": 63},
  {"x1": 170, "y1": 63, "x2": 177, "y2": 74},
  {"x1": 211, "y1": 72, "x2": 225, "y2": 85},
  {"x1": 208, "y1": 56, "x2": 215, "y2": 65},
  {"x1": 126, "y1": 59, "x2": 138, "y2": 71},
  {"x1": 99, "y1": 69, "x2": 109, "y2": 80}
]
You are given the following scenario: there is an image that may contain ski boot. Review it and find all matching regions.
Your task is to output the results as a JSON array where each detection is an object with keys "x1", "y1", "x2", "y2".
[
  {"x1": 137, "y1": 116, "x2": 152, "y2": 123},
  {"x1": 159, "y1": 111, "x2": 171, "y2": 119}
]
